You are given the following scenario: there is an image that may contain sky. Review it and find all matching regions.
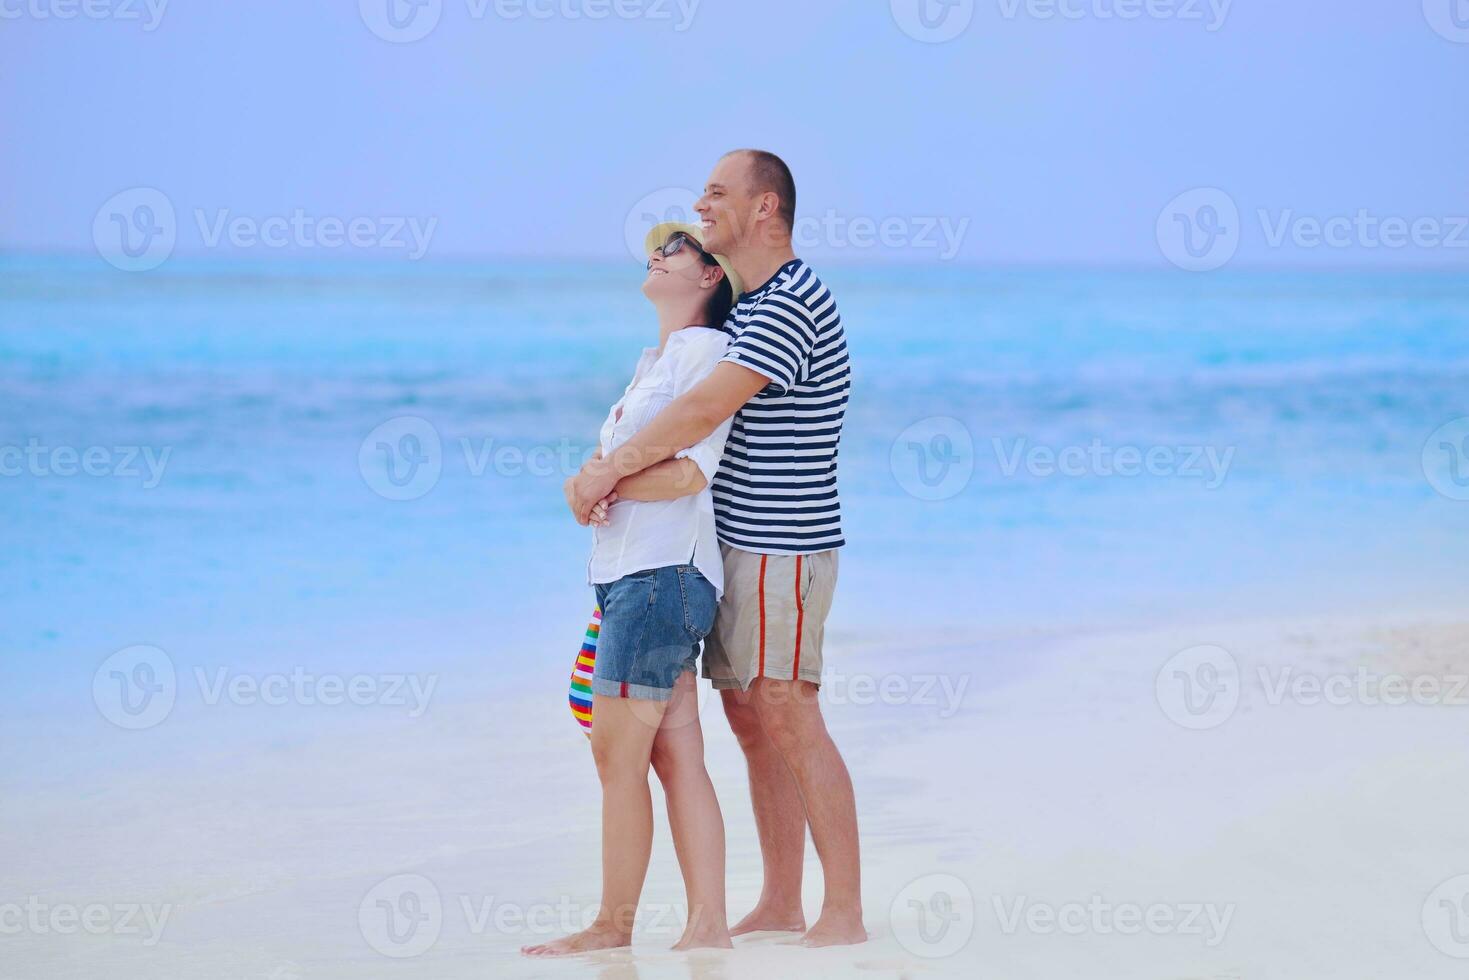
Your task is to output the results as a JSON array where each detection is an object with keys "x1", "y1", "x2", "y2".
[{"x1": 2, "y1": 0, "x2": 1467, "y2": 268}]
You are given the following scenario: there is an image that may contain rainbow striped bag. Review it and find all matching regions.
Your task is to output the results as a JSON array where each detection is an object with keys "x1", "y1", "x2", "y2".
[{"x1": 568, "y1": 606, "x2": 600, "y2": 738}]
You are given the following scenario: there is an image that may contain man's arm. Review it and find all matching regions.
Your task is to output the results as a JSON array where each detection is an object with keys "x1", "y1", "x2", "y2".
[
  {"x1": 564, "y1": 361, "x2": 769, "y2": 524},
  {"x1": 614, "y1": 458, "x2": 707, "y2": 501}
]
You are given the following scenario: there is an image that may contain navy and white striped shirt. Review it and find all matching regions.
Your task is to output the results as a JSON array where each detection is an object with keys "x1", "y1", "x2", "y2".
[{"x1": 713, "y1": 258, "x2": 850, "y2": 555}]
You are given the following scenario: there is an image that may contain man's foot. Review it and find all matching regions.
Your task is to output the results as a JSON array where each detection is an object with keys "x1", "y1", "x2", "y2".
[
  {"x1": 729, "y1": 903, "x2": 806, "y2": 937},
  {"x1": 521, "y1": 924, "x2": 631, "y2": 957},
  {"x1": 797, "y1": 910, "x2": 867, "y2": 947}
]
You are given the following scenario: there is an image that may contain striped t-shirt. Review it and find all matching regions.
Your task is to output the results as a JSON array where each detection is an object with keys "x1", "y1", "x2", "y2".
[{"x1": 713, "y1": 258, "x2": 850, "y2": 555}]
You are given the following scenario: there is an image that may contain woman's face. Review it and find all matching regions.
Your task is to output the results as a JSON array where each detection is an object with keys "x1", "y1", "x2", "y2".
[{"x1": 642, "y1": 234, "x2": 713, "y2": 304}]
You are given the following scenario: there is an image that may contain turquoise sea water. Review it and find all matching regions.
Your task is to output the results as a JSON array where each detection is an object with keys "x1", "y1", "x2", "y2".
[{"x1": 4, "y1": 256, "x2": 1469, "y2": 711}]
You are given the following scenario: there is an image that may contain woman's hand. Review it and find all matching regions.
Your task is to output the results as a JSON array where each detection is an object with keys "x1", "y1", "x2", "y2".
[{"x1": 590, "y1": 492, "x2": 618, "y2": 527}]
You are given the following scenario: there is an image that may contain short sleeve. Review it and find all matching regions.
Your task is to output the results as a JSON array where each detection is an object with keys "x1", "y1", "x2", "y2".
[
  {"x1": 668, "y1": 330, "x2": 734, "y2": 483},
  {"x1": 719, "y1": 290, "x2": 818, "y2": 396}
]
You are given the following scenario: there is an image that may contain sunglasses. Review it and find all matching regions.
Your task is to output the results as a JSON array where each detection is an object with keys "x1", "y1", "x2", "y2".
[{"x1": 646, "y1": 232, "x2": 709, "y2": 270}]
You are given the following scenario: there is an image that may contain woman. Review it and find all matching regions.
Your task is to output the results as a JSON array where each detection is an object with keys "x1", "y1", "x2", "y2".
[{"x1": 525, "y1": 224, "x2": 742, "y2": 957}]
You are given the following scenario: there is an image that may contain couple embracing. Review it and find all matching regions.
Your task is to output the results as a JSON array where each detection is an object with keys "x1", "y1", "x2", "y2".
[{"x1": 525, "y1": 150, "x2": 862, "y2": 956}]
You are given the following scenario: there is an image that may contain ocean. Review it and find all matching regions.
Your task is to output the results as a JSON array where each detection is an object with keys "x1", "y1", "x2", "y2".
[{"x1": 4, "y1": 255, "x2": 1468, "y2": 714}]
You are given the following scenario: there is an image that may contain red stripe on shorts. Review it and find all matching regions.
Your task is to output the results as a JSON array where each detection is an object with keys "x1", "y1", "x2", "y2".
[
  {"x1": 757, "y1": 555, "x2": 768, "y2": 677},
  {"x1": 792, "y1": 555, "x2": 804, "y2": 680}
]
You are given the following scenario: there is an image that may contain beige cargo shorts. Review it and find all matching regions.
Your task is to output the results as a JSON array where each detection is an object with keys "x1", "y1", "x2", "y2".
[{"x1": 702, "y1": 543, "x2": 839, "y2": 690}]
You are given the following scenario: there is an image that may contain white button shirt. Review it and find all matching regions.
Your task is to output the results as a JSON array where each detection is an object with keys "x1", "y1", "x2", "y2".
[{"x1": 588, "y1": 327, "x2": 734, "y2": 596}]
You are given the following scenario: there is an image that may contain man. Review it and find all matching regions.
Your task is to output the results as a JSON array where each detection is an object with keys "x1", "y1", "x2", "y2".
[{"x1": 566, "y1": 149, "x2": 863, "y2": 947}]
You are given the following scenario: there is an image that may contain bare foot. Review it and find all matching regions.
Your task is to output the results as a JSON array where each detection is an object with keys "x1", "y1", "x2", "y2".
[
  {"x1": 797, "y1": 911, "x2": 867, "y2": 947},
  {"x1": 521, "y1": 924, "x2": 631, "y2": 957},
  {"x1": 671, "y1": 927, "x2": 733, "y2": 951},
  {"x1": 729, "y1": 904, "x2": 806, "y2": 937}
]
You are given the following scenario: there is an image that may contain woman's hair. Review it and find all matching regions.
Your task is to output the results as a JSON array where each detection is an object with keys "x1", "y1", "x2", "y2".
[
  {"x1": 702, "y1": 263, "x2": 735, "y2": 330},
  {"x1": 681, "y1": 236, "x2": 734, "y2": 329}
]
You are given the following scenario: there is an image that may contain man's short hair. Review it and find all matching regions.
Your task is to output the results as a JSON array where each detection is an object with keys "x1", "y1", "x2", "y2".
[{"x1": 724, "y1": 149, "x2": 797, "y2": 232}]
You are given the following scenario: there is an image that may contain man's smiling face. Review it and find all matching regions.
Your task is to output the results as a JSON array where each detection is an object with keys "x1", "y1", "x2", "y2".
[{"x1": 695, "y1": 153, "x2": 755, "y2": 255}]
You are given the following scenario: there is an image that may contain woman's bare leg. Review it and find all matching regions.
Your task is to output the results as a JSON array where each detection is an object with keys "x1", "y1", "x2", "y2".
[
  {"x1": 650, "y1": 672, "x2": 733, "y2": 950},
  {"x1": 522, "y1": 694, "x2": 668, "y2": 957}
]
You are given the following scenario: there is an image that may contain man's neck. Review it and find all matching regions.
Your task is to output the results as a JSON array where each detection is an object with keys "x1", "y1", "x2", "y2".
[{"x1": 729, "y1": 246, "x2": 797, "y2": 298}]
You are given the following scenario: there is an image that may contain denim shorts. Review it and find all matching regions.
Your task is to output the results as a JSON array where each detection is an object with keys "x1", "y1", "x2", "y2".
[{"x1": 592, "y1": 564, "x2": 717, "y2": 702}]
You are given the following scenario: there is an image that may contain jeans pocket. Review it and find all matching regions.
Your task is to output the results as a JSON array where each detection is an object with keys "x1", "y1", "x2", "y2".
[{"x1": 677, "y1": 567, "x2": 717, "y2": 641}]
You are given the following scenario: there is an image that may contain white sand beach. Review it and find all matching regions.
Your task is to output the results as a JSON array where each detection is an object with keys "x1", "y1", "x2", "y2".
[{"x1": 5, "y1": 608, "x2": 1468, "y2": 979}]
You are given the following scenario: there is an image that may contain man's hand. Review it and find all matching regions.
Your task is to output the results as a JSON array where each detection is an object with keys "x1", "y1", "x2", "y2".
[{"x1": 565, "y1": 460, "x2": 620, "y2": 526}]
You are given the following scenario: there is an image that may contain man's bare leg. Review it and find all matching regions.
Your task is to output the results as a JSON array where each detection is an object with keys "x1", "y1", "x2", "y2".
[
  {"x1": 720, "y1": 685, "x2": 809, "y2": 935},
  {"x1": 749, "y1": 678, "x2": 865, "y2": 947}
]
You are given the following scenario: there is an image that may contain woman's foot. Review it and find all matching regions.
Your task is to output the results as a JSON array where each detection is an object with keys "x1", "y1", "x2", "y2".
[
  {"x1": 729, "y1": 902, "x2": 806, "y2": 936},
  {"x1": 671, "y1": 923, "x2": 733, "y2": 951},
  {"x1": 521, "y1": 923, "x2": 631, "y2": 957}
]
